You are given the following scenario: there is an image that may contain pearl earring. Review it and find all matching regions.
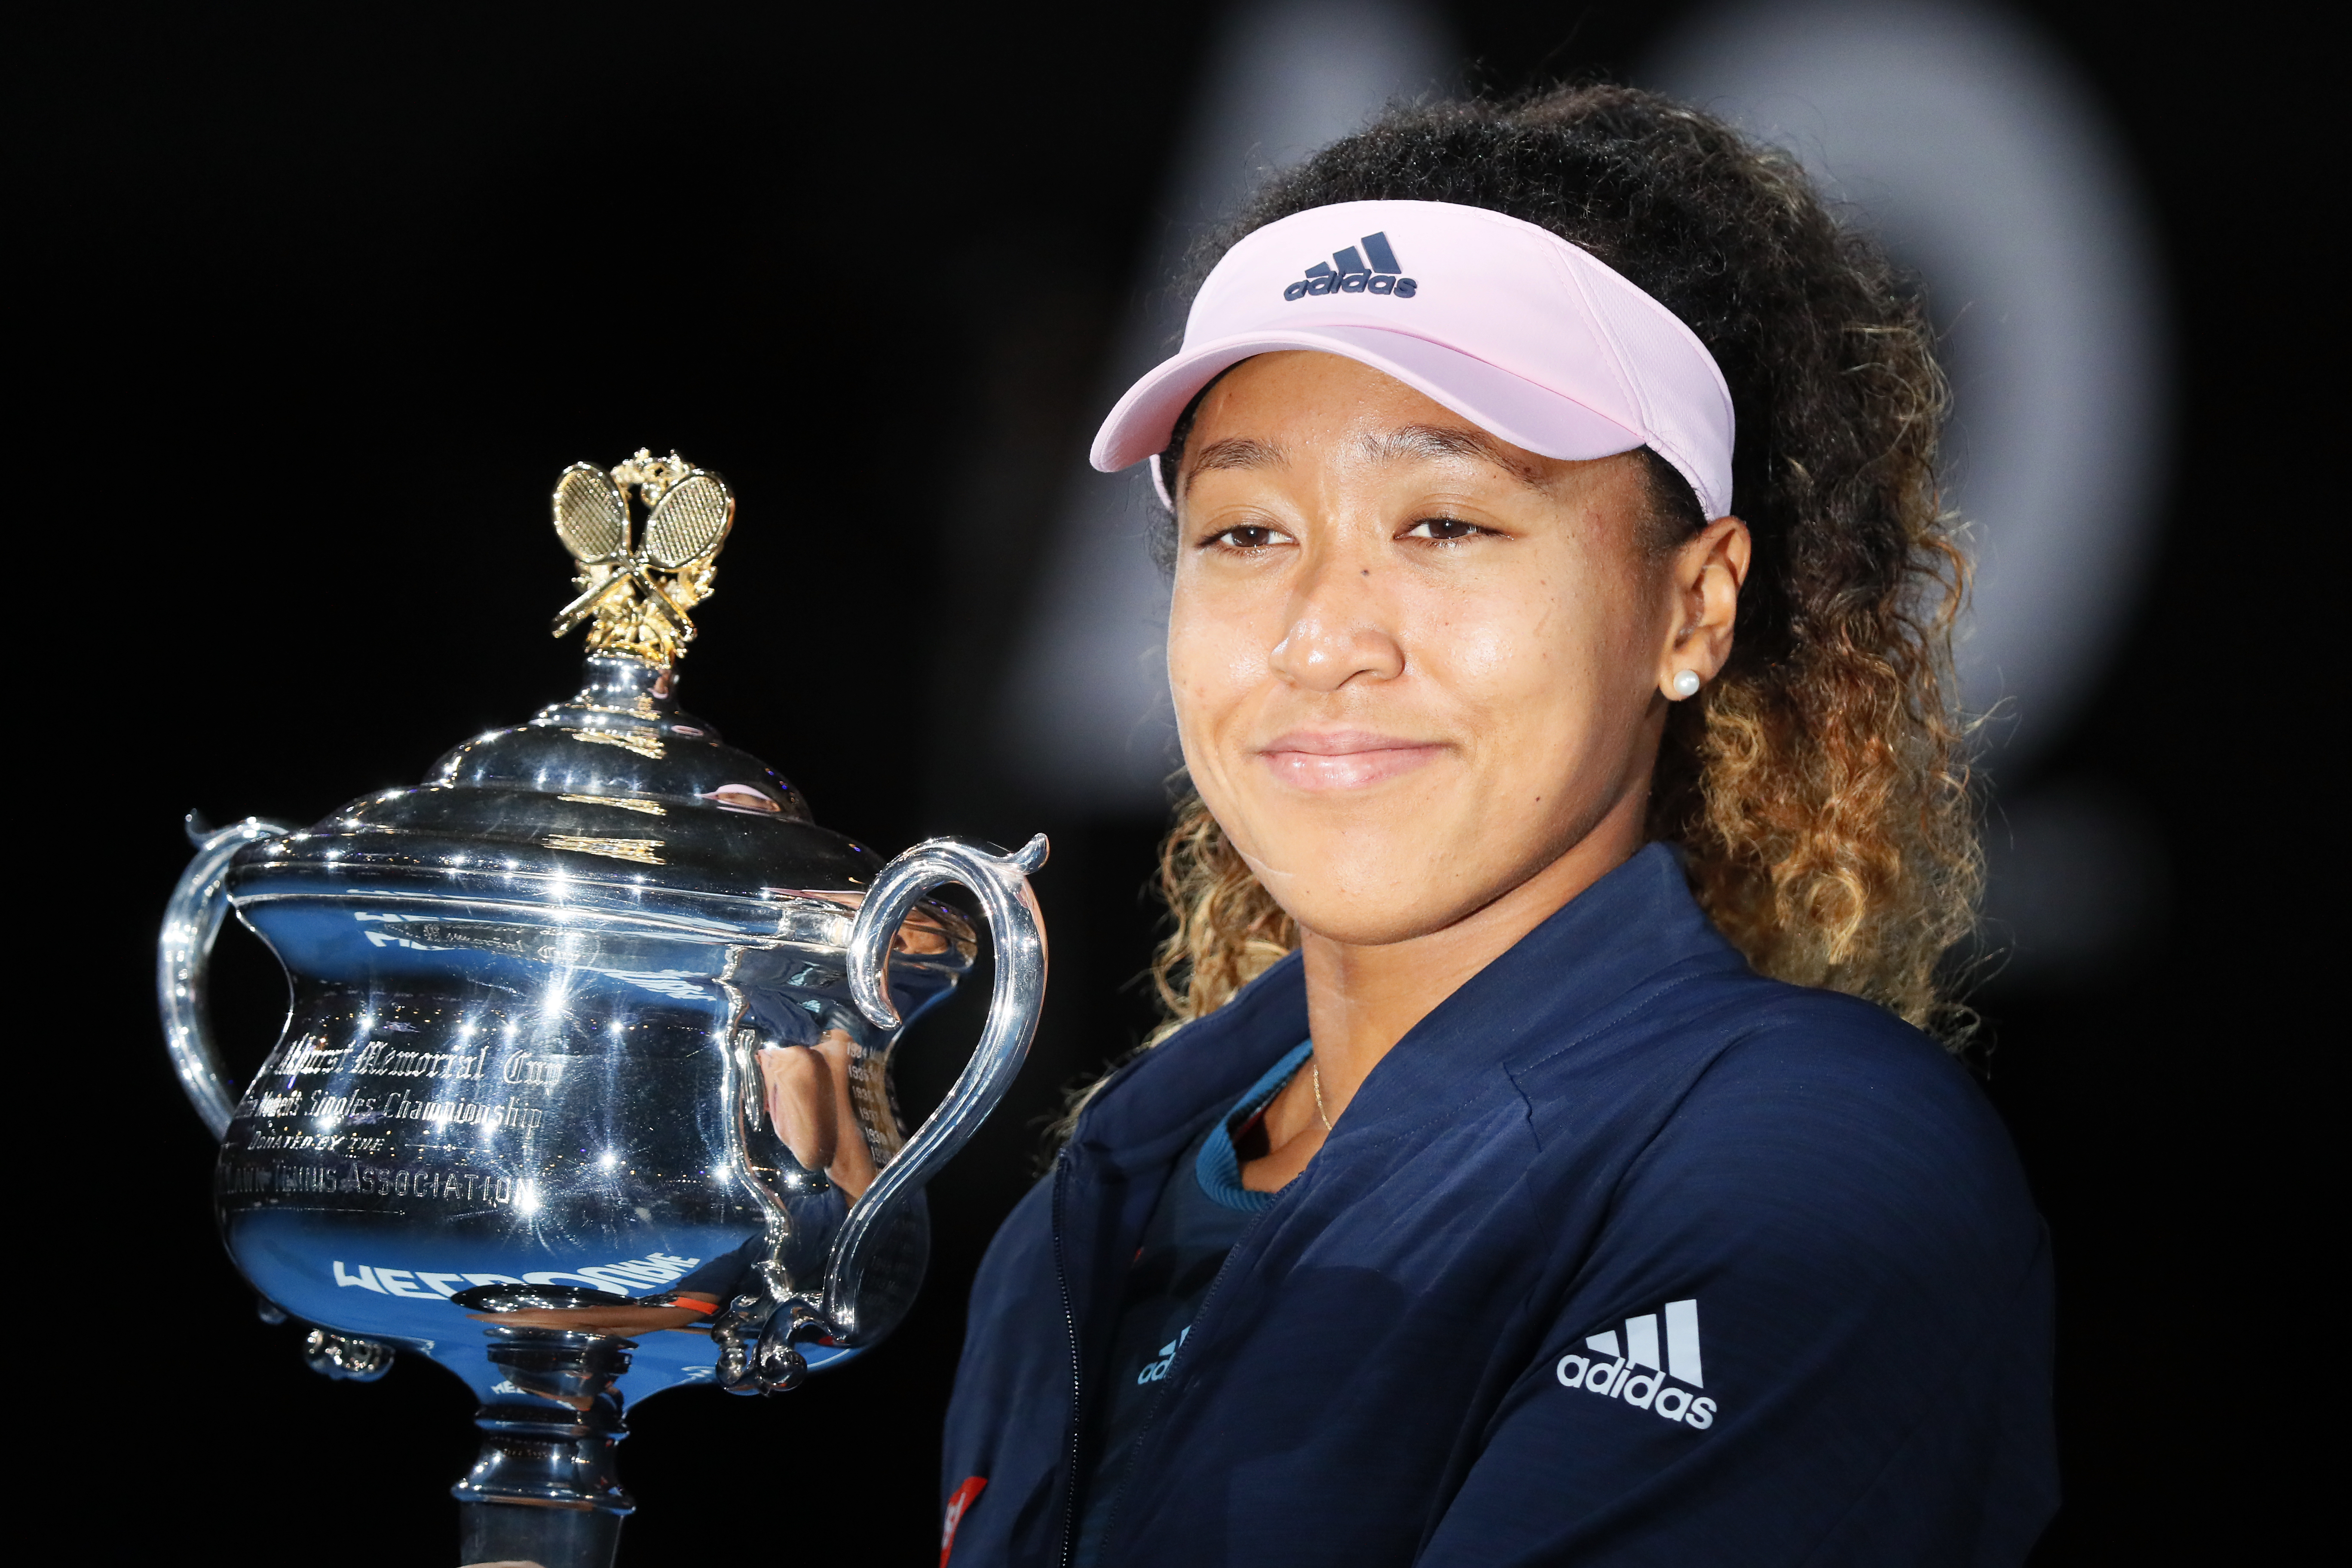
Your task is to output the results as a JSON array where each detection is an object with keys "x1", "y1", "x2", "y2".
[{"x1": 1671, "y1": 669, "x2": 1703, "y2": 699}]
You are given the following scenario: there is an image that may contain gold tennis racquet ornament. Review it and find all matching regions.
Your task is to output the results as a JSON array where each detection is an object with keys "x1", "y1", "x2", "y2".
[{"x1": 551, "y1": 449, "x2": 736, "y2": 668}]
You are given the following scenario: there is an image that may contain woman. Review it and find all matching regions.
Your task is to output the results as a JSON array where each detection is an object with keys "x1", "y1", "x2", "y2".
[{"x1": 940, "y1": 86, "x2": 2054, "y2": 1566}]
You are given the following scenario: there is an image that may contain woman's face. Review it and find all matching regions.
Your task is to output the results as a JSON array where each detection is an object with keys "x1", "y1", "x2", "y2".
[{"x1": 1167, "y1": 350, "x2": 1725, "y2": 949}]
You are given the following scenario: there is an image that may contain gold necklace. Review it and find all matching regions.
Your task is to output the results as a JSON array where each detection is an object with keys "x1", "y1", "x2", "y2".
[{"x1": 1310, "y1": 1059, "x2": 1334, "y2": 1131}]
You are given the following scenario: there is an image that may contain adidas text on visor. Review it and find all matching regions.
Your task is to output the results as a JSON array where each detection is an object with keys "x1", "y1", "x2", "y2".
[{"x1": 1090, "y1": 199, "x2": 1736, "y2": 521}]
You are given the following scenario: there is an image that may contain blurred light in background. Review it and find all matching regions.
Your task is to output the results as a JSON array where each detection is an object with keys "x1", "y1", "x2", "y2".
[
  {"x1": 1645, "y1": 0, "x2": 2172, "y2": 766},
  {"x1": 998, "y1": 0, "x2": 1455, "y2": 813},
  {"x1": 1646, "y1": 0, "x2": 2176, "y2": 980},
  {"x1": 1978, "y1": 778, "x2": 2168, "y2": 979}
]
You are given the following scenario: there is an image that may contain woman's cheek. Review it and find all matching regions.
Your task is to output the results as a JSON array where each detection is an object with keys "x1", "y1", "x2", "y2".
[
  {"x1": 1418, "y1": 584, "x2": 1561, "y2": 723},
  {"x1": 1427, "y1": 610, "x2": 1517, "y2": 691},
  {"x1": 1168, "y1": 619, "x2": 1256, "y2": 758}
]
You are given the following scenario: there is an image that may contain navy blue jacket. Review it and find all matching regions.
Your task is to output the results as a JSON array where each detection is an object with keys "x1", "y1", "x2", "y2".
[{"x1": 941, "y1": 846, "x2": 2055, "y2": 1565}]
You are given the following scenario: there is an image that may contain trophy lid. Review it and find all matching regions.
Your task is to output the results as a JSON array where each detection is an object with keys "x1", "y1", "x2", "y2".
[{"x1": 226, "y1": 452, "x2": 919, "y2": 941}]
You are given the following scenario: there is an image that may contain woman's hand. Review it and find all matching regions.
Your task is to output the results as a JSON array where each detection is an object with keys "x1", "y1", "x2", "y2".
[
  {"x1": 758, "y1": 1031, "x2": 879, "y2": 1199},
  {"x1": 760, "y1": 1042, "x2": 839, "y2": 1173}
]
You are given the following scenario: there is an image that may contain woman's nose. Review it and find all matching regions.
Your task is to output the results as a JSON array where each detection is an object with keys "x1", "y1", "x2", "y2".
[{"x1": 1267, "y1": 560, "x2": 1404, "y2": 691}]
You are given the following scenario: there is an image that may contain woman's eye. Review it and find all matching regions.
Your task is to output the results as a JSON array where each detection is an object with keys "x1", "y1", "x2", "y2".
[
  {"x1": 1402, "y1": 517, "x2": 1488, "y2": 542},
  {"x1": 1204, "y1": 524, "x2": 1293, "y2": 550}
]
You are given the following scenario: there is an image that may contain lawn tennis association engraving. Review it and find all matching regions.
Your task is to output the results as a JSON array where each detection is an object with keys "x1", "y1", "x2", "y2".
[{"x1": 220, "y1": 1161, "x2": 534, "y2": 1207}]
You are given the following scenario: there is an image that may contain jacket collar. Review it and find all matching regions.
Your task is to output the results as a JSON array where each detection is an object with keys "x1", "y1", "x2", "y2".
[
  {"x1": 1070, "y1": 842, "x2": 1745, "y2": 1166},
  {"x1": 1069, "y1": 945, "x2": 1311, "y2": 1174}
]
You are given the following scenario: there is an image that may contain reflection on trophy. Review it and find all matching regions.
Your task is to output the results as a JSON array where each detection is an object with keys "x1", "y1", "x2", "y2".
[{"x1": 156, "y1": 450, "x2": 1048, "y2": 1568}]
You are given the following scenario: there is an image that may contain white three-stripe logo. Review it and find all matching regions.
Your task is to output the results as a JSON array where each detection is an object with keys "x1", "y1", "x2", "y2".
[
  {"x1": 1586, "y1": 1298, "x2": 1703, "y2": 1387},
  {"x1": 1556, "y1": 1297, "x2": 1718, "y2": 1429}
]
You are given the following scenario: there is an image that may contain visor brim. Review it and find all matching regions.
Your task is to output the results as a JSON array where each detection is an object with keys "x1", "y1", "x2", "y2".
[{"x1": 1090, "y1": 325, "x2": 1648, "y2": 475}]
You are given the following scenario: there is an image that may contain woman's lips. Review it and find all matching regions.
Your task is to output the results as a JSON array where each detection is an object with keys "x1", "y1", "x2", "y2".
[{"x1": 1256, "y1": 730, "x2": 1445, "y2": 790}]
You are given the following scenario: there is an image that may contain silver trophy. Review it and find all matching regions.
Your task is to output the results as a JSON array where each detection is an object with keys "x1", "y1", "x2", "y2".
[{"x1": 157, "y1": 450, "x2": 1047, "y2": 1567}]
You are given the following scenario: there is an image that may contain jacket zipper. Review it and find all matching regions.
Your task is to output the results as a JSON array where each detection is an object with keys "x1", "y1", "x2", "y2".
[
  {"x1": 1052, "y1": 1155, "x2": 1083, "y2": 1568},
  {"x1": 1051, "y1": 1029, "x2": 1230, "y2": 1568},
  {"x1": 1096, "y1": 1096, "x2": 1302, "y2": 1561}
]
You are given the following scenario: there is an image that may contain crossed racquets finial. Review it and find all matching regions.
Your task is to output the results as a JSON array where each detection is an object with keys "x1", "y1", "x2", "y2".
[{"x1": 550, "y1": 450, "x2": 736, "y2": 661}]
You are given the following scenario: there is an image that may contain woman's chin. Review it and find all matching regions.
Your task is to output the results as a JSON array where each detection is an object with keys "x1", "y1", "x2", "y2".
[
  {"x1": 1270, "y1": 870, "x2": 1487, "y2": 950},
  {"x1": 1293, "y1": 910, "x2": 1454, "y2": 948}
]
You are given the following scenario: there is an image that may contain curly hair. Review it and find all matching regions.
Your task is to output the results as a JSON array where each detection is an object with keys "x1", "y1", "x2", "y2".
[{"x1": 1136, "y1": 83, "x2": 1979, "y2": 1060}]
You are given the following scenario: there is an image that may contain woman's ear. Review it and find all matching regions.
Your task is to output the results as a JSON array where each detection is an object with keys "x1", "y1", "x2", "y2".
[{"x1": 1659, "y1": 516, "x2": 1751, "y2": 700}]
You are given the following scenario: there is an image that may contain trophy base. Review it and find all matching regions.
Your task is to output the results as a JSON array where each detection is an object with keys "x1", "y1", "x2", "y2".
[
  {"x1": 459, "y1": 1501, "x2": 623, "y2": 1568},
  {"x1": 453, "y1": 1326, "x2": 637, "y2": 1568}
]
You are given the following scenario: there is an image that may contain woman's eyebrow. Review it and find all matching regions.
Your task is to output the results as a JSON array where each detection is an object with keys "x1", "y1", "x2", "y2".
[
  {"x1": 1360, "y1": 424, "x2": 1547, "y2": 486},
  {"x1": 1188, "y1": 436, "x2": 1287, "y2": 477}
]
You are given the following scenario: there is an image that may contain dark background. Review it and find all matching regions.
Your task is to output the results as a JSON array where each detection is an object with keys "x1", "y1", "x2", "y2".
[{"x1": 29, "y1": 3, "x2": 2313, "y2": 1562}]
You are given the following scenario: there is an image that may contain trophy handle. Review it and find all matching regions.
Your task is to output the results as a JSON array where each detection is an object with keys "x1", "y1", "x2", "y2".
[
  {"x1": 824, "y1": 832, "x2": 1049, "y2": 1343},
  {"x1": 158, "y1": 813, "x2": 294, "y2": 1139}
]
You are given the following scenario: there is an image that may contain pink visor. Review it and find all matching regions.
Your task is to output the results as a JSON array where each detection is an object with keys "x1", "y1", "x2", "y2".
[{"x1": 1090, "y1": 199, "x2": 1735, "y2": 520}]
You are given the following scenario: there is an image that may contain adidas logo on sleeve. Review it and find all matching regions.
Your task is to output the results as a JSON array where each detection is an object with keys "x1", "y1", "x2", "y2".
[
  {"x1": 1282, "y1": 230, "x2": 1418, "y2": 301},
  {"x1": 1555, "y1": 1298, "x2": 1716, "y2": 1429}
]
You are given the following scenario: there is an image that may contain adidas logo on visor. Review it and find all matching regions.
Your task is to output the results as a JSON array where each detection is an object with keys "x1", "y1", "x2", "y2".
[
  {"x1": 1283, "y1": 230, "x2": 1418, "y2": 301},
  {"x1": 1555, "y1": 1297, "x2": 1718, "y2": 1430}
]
